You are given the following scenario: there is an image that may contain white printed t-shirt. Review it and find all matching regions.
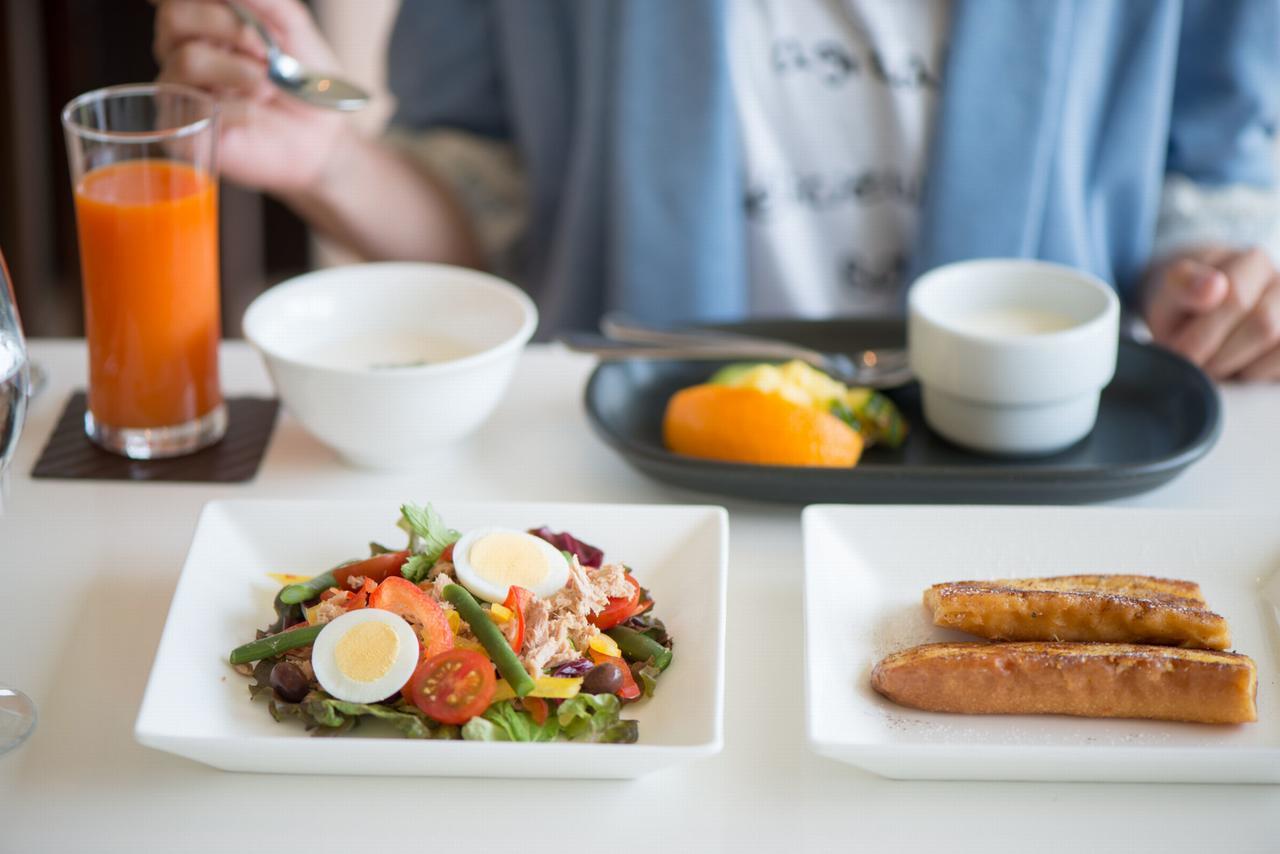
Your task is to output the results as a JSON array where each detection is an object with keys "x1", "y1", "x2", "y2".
[{"x1": 729, "y1": 0, "x2": 950, "y2": 316}]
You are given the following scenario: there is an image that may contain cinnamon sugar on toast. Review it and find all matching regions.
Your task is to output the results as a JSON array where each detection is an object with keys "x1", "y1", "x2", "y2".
[
  {"x1": 871, "y1": 642, "x2": 1257, "y2": 725},
  {"x1": 924, "y1": 575, "x2": 1230, "y2": 650}
]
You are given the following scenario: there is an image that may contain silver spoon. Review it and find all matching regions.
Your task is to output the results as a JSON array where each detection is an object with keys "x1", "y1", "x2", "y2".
[
  {"x1": 229, "y1": 2, "x2": 370, "y2": 111},
  {"x1": 563, "y1": 316, "x2": 914, "y2": 389}
]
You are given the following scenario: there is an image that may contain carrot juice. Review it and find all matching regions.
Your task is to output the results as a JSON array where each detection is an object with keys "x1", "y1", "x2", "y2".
[{"x1": 73, "y1": 159, "x2": 221, "y2": 429}]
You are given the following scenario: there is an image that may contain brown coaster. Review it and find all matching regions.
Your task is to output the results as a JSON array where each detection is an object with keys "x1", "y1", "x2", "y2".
[{"x1": 31, "y1": 392, "x2": 279, "y2": 483}]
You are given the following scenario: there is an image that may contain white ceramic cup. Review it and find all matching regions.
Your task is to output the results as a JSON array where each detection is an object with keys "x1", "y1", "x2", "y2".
[
  {"x1": 907, "y1": 259, "x2": 1121, "y2": 456},
  {"x1": 242, "y1": 262, "x2": 537, "y2": 468}
]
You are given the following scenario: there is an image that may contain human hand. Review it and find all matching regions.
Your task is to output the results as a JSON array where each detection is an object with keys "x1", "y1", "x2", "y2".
[
  {"x1": 1143, "y1": 245, "x2": 1280, "y2": 381},
  {"x1": 152, "y1": 0, "x2": 348, "y2": 195}
]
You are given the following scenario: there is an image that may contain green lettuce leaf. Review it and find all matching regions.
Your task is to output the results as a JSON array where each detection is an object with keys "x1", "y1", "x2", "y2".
[
  {"x1": 400, "y1": 554, "x2": 434, "y2": 584},
  {"x1": 397, "y1": 502, "x2": 460, "y2": 581},
  {"x1": 557, "y1": 693, "x2": 639, "y2": 743},
  {"x1": 264, "y1": 688, "x2": 458, "y2": 739},
  {"x1": 634, "y1": 659, "x2": 663, "y2": 698},
  {"x1": 623, "y1": 612, "x2": 671, "y2": 648},
  {"x1": 462, "y1": 700, "x2": 560, "y2": 742}
]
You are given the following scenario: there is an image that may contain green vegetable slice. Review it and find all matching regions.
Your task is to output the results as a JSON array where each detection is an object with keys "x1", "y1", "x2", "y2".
[
  {"x1": 229, "y1": 624, "x2": 323, "y2": 665},
  {"x1": 708, "y1": 362, "x2": 769, "y2": 386},
  {"x1": 605, "y1": 626, "x2": 672, "y2": 670},
  {"x1": 442, "y1": 583, "x2": 536, "y2": 697},
  {"x1": 633, "y1": 660, "x2": 663, "y2": 698}
]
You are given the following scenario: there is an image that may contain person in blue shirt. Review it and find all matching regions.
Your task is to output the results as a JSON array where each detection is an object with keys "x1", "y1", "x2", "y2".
[{"x1": 152, "y1": 0, "x2": 1280, "y2": 381}]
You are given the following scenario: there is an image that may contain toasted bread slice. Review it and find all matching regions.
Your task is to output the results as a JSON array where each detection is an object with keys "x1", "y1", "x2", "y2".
[
  {"x1": 871, "y1": 642, "x2": 1257, "y2": 724},
  {"x1": 924, "y1": 575, "x2": 1230, "y2": 649}
]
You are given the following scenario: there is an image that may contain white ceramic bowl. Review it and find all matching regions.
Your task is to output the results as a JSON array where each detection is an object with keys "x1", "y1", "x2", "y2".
[
  {"x1": 907, "y1": 259, "x2": 1120, "y2": 456},
  {"x1": 243, "y1": 262, "x2": 537, "y2": 468}
]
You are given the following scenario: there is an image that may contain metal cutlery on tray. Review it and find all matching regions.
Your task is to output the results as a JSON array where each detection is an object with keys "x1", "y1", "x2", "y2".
[{"x1": 561, "y1": 314, "x2": 913, "y2": 389}]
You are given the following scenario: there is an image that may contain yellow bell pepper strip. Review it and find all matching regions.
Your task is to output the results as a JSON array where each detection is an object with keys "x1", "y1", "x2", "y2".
[{"x1": 491, "y1": 676, "x2": 584, "y2": 703}]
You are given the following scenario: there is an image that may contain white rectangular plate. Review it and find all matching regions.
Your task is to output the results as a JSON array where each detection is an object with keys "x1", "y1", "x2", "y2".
[
  {"x1": 137, "y1": 499, "x2": 726, "y2": 778},
  {"x1": 803, "y1": 505, "x2": 1280, "y2": 783}
]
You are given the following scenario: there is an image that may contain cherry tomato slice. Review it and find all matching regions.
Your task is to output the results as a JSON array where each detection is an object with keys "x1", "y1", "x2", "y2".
[
  {"x1": 405, "y1": 649, "x2": 496, "y2": 724},
  {"x1": 332, "y1": 551, "x2": 409, "y2": 588},
  {"x1": 589, "y1": 574, "x2": 643, "y2": 630},
  {"x1": 589, "y1": 649, "x2": 642, "y2": 700},
  {"x1": 368, "y1": 576, "x2": 454, "y2": 657},
  {"x1": 500, "y1": 586, "x2": 533, "y2": 651}
]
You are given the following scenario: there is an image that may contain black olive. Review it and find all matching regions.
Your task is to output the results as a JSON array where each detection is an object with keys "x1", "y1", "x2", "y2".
[
  {"x1": 581, "y1": 662, "x2": 624, "y2": 695},
  {"x1": 269, "y1": 661, "x2": 310, "y2": 703}
]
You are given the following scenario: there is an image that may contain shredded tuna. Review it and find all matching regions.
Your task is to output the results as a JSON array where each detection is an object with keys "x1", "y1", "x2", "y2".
[
  {"x1": 345, "y1": 575, "x2": 366, "y2": 589},
  {"x1": 521, "y1": 596, "x2": 595, "y2": 676},
  {"x1": 558, "y1": 555, "x2": 608, "y2": 614},
  {"x1": 428, "y1": 571, "x2": 455, "y2": 607},
  {"x1": 592, "y1": 563, "x2": 634, "y2": 600},
  {"x1": 516, "y1": 555, "x2": 624, "y2": 675},
  {"x1": 551, "y1": 557, "x2": 633, "y2": 619},
  {"x1": 309, "y1": 597, "x2": 348, "y2": 626}
]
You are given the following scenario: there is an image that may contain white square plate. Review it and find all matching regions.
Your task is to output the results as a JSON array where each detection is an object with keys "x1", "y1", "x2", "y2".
[
  {"x1": 136, "y1": 500, "x2": 726, "y2": 778},
  {"x1": 802, "y1": 505, "x2": 1280, "y2": 783}
]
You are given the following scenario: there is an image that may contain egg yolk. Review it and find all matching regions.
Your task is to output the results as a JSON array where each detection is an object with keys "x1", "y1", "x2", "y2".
[
  {"x1": 334, "y1": 621, "x2": 399, "y2": 683},
  {"x1": 468, "y1": 532, "x2": 550, "y2": 588}
]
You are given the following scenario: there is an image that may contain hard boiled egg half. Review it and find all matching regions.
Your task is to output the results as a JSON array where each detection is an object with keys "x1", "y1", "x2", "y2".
[
  {"x1": 312, "y1": 608, "x2": 419, "y2": 703},
  {"x1": 453, "y1": 528, "x2": 570, "y2": 603}
]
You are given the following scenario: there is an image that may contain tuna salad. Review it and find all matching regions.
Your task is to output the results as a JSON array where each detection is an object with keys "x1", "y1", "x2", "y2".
[{"x1": 228, "y1": 503, "x2": 673, "y2": 742}]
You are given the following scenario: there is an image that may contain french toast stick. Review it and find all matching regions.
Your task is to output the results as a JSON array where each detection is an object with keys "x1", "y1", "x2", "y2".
[
  {"x1": 871, "y1": 642, "x2": 1257, "y2": 724},
  {"x1": 924, "y1": 575, "x2": 1230, "y2": 649}
]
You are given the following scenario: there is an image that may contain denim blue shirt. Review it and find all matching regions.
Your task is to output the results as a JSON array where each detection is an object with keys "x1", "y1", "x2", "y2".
[{"x1": 388, "y1": 0, "x2": 1280, "y2": 334}]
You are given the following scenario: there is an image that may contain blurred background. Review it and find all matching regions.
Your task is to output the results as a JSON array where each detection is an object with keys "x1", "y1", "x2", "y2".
[{"x1": 0, "y1": 0, "x2": 397, "y2": 339}]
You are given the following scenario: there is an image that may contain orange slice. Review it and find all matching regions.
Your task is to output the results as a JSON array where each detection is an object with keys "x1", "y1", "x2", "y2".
[{"x1": 663, "y1": 384, "x2": 863, "y2": 468}]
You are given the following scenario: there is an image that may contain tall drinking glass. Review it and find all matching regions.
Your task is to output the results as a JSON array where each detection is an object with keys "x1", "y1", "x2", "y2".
[
  {"x1": 61, "y1": 83, "x2": 225, "y2": 458},
  {"x1": 0, "y1": 247, "x2": 36, "y2": 753}
]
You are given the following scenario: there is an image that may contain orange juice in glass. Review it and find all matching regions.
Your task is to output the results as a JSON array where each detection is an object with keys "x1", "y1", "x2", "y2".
[{"x1": 62, "y1": 84, "x2": 225, "y2": 458}]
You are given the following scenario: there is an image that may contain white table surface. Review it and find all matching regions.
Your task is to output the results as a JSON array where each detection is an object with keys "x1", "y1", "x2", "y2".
[{"x1": 2, "y1": 340, "x2": 1279, "y2": 853}]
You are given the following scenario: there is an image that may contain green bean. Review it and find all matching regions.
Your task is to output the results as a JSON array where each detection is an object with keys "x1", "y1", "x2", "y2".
[
  {"x1": 605, "y1": 626, "x2": 672, "y2": 670},
  {"x1": 442, "y1": 584, "x2": 535, "y2": 697},
  {"x1": 229, "y1": 624, "x2": 323, "y2": 665},
  {"x1": 279, "y1": 570, "x2": 339, "y2": 605}
]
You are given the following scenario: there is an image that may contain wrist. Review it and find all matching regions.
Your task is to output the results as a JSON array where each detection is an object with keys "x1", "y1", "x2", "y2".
[{"x1": 274, "y1": 116, "x2": 358, "y2": 209}]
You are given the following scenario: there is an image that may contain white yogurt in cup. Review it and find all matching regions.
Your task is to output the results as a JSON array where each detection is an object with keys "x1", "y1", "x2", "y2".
[{"x1": 907, "y1": 259, "x2": 1121, "y2": 456}]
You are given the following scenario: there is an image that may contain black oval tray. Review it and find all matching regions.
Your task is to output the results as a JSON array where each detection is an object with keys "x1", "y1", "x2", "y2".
[{"x1": 583, "y1": 319, "x2": 1221, "y2": 504}]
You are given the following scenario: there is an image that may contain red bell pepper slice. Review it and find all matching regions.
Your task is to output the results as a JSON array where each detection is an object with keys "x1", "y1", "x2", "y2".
[
  {"x1": 368, "y1": 577, "x2": 454, "y2": 658},
  {"x1": 344, "y1": 577, "x2": 377, "y2": 611},
  {"x1": 500, "y1": 586, "x2": 533, "y2": 651}
]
